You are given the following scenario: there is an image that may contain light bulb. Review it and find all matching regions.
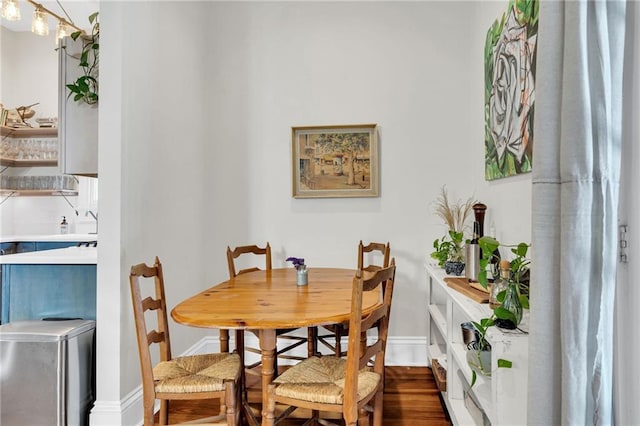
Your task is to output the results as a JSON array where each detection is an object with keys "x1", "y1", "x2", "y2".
[
  {"x1": 56, "y1": 20, "x2": 71, "y2": 41},
  {"x1": 1, "y1": 0, "x2": 21, "y2": 21},
  {"x1": 32, "y1": 8, "x2": 49, "y2": 36}
]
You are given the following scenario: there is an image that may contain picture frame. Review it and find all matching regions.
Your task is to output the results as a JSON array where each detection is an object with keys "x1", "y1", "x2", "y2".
[
  {"x1": 484, "y1": 3, "x2": 537, "y2": 180},
  {"x1": 291, "y1": 124, "x2": 379, "y2": 199}
]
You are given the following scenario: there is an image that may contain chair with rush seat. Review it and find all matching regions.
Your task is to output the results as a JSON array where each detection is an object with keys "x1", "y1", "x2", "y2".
[
  {"x1": 317, "y1": 240, "x2": 391, "y2": 357},
  {"x1": 225, "y1": 243, "x2": 314, "y2": 378},
  {"x1": 129, "y1": 257, "x2": 241, "y2": 426},
  {"x1": 264, "y1": 260, "x2": 396, "y2": 426}
]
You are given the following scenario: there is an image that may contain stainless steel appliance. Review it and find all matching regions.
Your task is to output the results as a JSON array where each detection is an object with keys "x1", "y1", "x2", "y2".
[{"x1": 0, "y1": 319, "x2": 95, "y2": 425}]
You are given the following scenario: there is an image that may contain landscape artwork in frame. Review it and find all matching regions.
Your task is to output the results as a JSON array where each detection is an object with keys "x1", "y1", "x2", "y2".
[
  {"x1": 292, "y1": 124, "x2": 379, "y2": 198},
  {"x1": 484, "y1": 0, "x2": 538, "y2": 180}
]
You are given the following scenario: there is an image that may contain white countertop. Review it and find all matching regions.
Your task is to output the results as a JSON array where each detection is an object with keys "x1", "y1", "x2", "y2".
[
  {"x1": 0, "y1": 246, "x2": 97, "y2": 265},
  {"x1": 0, "y1": 233, "x2": 98, "y2": 243}
]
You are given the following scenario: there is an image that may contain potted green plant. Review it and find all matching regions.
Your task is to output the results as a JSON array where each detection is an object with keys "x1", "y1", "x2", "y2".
[
  {"x1": 65, "y1": 12, "x2": 99, "y2": 105},
  {"x1": 477, "y1": 236, "x2": 530, "y2": 329},
  {"x1": 463, "y1": 236, "x2": 530, "y2": 386},
  {"x1": 432, "y1": 230, "x2": 465, "y2": 275},
  {"x1": 430, "y1": 186, "x2": 476, "y2": 275},
  {"x1": 466, "y1": 317, "x2": 494, "y2": 377},
  {"x1": 465, "y1": 318, "x2": 513, "y2": 388}
]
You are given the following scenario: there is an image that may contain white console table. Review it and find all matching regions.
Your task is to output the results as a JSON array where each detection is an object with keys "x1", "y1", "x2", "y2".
[{"x1": 425, "y1": 263, "x2": 528, "y2": 425}]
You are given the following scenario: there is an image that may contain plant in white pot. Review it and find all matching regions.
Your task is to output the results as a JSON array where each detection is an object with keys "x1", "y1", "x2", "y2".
[{"x1": 466, "y1": 318, "x2": 494, "y2": 377}]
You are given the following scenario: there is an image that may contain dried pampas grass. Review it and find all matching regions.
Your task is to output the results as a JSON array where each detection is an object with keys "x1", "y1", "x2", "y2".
[{"x1": 433, "y1": 186, "x2": 476, "y2": 233}]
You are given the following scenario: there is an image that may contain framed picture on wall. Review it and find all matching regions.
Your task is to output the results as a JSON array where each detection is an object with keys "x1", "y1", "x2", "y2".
[
  {"x1": 291, "y1": 124, "x2": 379, "y2": 198},
  {"x1": 484, "y1": 3, "x2": 538, "y2": 180}
]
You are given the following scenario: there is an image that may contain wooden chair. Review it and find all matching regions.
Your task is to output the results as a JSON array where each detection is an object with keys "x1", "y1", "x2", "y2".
[
  {"x1": 264, "y1": 260, "x2": 396, "y2": 426},
  {"x1": 129, "y1": 257, "x2": 242, "y2": 426},
  {"x1": 225, "y1": 243, "x2": 313, "y2": 378},
  {"x1": 317, "y1": 241, "x2": 391, "y2": 356}
]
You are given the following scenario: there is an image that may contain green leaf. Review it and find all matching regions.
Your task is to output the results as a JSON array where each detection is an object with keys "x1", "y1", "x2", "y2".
[
  {"x1": 70, "y1": 31, "x2": 82, "y2": 41},
  {"x1": 493, "y1": 307, "x2": 516, "y2": 323},
  {"x1": 80, "y1": 51, "x2": 89, "y2": 67},
  {"x1": 519, "y1": 294, "x2": 529, "y2": 309},
  {"x1": 497, "y1": 358, "x2": 512, "y2": 368},
  {"x1": 513, "y1": 242, "x2": 529, "y2": 257},
  {"x1": 73, "y1": 93, "x2": 83, "y2": 101},
  {"x1": 89, "y1": 12, "x2": 99, "y2": 24},
  {"x1": 470, "y1": 370, "x2": 477, "y2": 388}
]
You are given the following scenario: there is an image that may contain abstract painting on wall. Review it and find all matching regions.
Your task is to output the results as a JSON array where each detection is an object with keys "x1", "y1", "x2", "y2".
[{"x1": 484, "y1": 0, "x2": 538, "y2": 181}]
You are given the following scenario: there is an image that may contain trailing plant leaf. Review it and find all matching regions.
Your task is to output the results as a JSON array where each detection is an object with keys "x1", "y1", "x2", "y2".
[
  {"x1": 497, "y1": 358, "x2": 512, "y2": 368},
  {"x1": 64, "y1": 13, "x2": 99, "y2": 105}
]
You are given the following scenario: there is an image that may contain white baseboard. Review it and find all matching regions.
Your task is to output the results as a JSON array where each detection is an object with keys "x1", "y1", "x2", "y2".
[{"x1": 90, "y1": 335, "x2": 427, "y2": 425}]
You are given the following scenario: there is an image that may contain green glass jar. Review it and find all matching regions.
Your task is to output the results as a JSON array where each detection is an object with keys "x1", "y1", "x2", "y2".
[{"x1": 496, "y1": 281, "x2": 523, "y2": 330}]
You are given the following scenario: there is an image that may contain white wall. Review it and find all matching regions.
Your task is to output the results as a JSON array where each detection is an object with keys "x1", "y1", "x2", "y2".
[
  {"x1": 96, "y1": 1, "x2": 531, "y2": 422},
  {"x1": 0, "y1": 27, "x2": 58, "y2": 119}
]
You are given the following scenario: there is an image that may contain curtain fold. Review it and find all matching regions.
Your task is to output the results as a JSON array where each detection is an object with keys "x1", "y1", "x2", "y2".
[{"x1": 529, "y1": 1, "x2": 626, "y2": 425}]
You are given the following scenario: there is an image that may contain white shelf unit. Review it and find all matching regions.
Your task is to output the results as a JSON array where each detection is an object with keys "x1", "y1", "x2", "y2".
[{"x1": 425, "y1": 263, "x2": 528, "y2": 425}]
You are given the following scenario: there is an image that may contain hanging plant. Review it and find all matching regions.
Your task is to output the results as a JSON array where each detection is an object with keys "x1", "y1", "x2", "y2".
[{"x1": 66, "y1": 12, "x2": 99, "y2": 105}]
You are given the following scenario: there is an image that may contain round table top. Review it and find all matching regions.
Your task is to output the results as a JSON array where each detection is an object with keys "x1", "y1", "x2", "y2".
[{"x1": 171, "y1": 267, "x2": 381, "y2": 329}]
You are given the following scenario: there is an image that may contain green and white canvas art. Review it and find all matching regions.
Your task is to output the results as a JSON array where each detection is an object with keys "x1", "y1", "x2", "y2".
[{"x1": 484, "y1": 0, "x2": 538, "y2": 181}]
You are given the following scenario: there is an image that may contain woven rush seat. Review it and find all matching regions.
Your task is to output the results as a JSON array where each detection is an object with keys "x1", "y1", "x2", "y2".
[
  {"x1": 153, "y1": 353, "x2": 241, "y2": 393},
  {"x1": 272, "y1": 356, "x2": 380, "y2": 405}
]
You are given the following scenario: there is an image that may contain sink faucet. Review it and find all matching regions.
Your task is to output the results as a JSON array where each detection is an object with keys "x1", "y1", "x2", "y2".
[{"x1": 88, "y1": 210, "x2": 98, "y2": 234}]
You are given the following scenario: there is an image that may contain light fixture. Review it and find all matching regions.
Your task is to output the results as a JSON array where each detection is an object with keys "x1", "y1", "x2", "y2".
[
  {"x1": 2, "y1": 0, "x2": 84, "y2": 40},
  {"x1": 1, "y1": 0, "x2": 21, "y2": 21},
  {"x1": 55, "y1": 19, "x2": 72, "y2": 41},
  {"x1": 31, "y1": 7, "x2": 49, "y2": 36}
]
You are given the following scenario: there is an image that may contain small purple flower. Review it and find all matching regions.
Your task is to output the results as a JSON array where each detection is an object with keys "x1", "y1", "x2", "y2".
[{"x1": 286, "y1": 257, "x2": 305, "y2": 269}]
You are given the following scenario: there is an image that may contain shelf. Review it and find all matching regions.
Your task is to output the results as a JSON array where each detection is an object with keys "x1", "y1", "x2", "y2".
[
  {"x1": 0, "y1": 158, "x2": 57, "y2": 167},
  {"x1": 1, "y1": 126, "x2": 58, "y2": 138},
  {"x1": 0, "y1": 189, "x2": 78, "y2": 197},
  {"x1": 446, "y1": 399, "x2": 477, "y2": 426},
  {"x1": 428, "y1": 343, "x2": 446, "y2": 365},
  {"x1": 428, "y1": 304, "x2": 447, "y2": 338}
]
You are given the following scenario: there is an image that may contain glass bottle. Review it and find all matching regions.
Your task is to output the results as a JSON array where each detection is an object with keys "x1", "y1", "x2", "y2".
[
  {"x1": 496, "y1": 280, "x2": 523, "y2": 330},
  {"x1": 489, "y1": 259, "x2": 510, "y2": 309}
]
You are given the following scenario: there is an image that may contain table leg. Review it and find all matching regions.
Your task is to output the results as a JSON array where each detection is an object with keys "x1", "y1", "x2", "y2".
[
  {"x1": 259, "y1": 329, "x2": 276, "y2": 425},
  {"x1": 219, "y1": 329, "x2": 229, "y2": 353}
]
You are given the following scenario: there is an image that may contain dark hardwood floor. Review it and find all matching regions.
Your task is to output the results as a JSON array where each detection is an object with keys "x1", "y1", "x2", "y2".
[{"x1": 156, "y1": 366, "x2": 451, "y2": 425}]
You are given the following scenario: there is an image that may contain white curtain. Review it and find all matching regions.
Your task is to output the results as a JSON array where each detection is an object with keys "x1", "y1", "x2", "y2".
[
  {"x1": 529, "y1": 1, "x2": 627, "y2": 425},
  {"x1": 614, "y1": 2, "x2": 640, "y2": 425}
]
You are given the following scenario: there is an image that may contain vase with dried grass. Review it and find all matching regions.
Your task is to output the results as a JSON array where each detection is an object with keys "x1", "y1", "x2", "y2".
[{"x1": 430, "y1": 186, "x2": 476, "y2": 275}]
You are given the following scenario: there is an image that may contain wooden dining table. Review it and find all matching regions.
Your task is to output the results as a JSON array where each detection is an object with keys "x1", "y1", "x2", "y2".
[{"x1": 171, "y1": 267, "x2": 381, "y2": 425}]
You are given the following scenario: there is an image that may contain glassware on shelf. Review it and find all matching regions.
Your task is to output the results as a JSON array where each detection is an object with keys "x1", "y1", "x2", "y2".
[
  {"x1": 489, "y1": 259, "x2": 511, "y2": 309},
  {"x1": 496, "y1": 281, "x2": 523, "y2": 330}
]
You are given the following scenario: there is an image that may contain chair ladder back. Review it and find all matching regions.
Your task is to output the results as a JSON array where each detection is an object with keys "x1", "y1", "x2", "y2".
[
  {"x1": 129, "y1": 256, "x2": 173, "y2": 403},
  {"x1": 343, "y1": 261, "x2": 396, "y2": 419},
  {"x1": 358, "y1": 240, "x2": 391, "y2": 272},
  {"x1": 226, "y1": 242, "x2": 272, "y2": 278}
]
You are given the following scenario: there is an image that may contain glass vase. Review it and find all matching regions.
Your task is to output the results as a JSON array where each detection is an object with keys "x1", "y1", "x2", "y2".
[{"x1": 496, "y1": 281, "x2": 523, "y2": 329}]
